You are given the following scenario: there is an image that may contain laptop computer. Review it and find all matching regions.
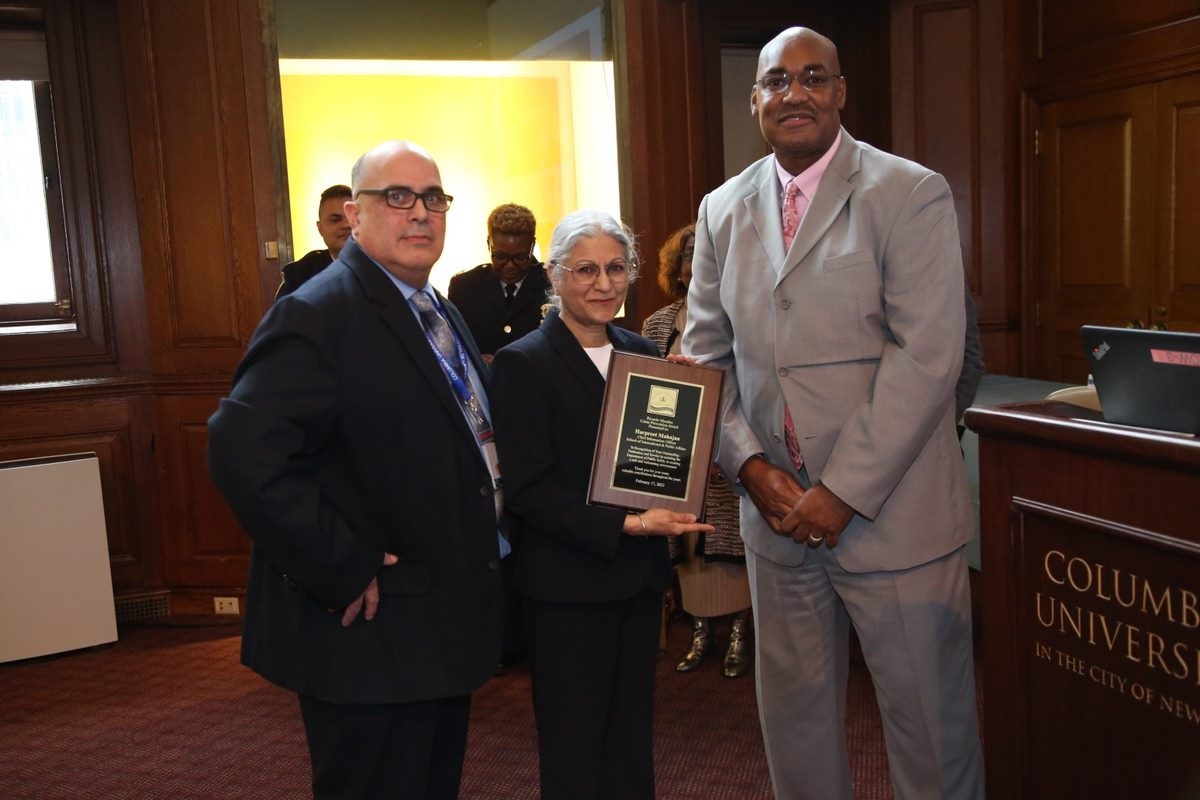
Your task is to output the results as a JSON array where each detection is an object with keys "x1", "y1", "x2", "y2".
[{"x1": 1081, "y1": 325, "x2": 1200, "y2": 434}]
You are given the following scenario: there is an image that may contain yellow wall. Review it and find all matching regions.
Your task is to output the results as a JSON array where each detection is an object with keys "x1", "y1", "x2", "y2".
[{"x1": 279, "y1": 59, "x2": 618, "y2": 293}]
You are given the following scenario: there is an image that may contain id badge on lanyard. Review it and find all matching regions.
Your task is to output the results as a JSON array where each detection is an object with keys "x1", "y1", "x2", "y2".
[{"x1": 479, "y1": 433, "x2": 503, "y2": 519}]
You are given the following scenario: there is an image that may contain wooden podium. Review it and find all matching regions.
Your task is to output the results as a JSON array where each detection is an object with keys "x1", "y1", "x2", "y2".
[{"x1": 966, "y1": 401, "x2": 1200, "y2": 799}]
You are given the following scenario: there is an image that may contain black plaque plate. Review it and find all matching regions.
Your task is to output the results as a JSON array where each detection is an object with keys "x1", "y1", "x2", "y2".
[{"x1": 588, "y1": 351, "x2": 723, "y2": 516}]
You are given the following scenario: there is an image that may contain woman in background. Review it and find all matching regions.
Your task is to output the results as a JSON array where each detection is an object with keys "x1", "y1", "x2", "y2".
[
  {"x1": 642, "y1": 223, "x2": 754, "y2": 678},
  {"x1": 489, "y1": 210, "x2": 713, "y2": 800}
]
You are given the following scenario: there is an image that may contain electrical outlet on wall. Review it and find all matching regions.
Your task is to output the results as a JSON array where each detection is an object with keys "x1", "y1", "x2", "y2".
[{"x1": 214, "y1": 597, "x2": 240, "y2": 615}]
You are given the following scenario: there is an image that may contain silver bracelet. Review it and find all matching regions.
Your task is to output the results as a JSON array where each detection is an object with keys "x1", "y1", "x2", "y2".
[{"x1": 637, "y1": 513, "x2": 648, "y2": 536}]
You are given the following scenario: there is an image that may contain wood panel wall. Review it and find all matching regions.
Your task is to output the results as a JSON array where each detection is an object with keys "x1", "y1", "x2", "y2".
[
  {"x1": 1028, "y1": 0, "x2": 1200, "y2": 98},
  {"x1": 614, "y1": 0, "x2": 708, "y2": 321},
  {"x1": 0, "y1": 0, "x2": 278, "y2": 617},
  {"x1": 1020, "y1": 0, "x2": 1200, "y2": 377},
  {"x1": 117, "y1": 0, "x2": 279, "y2": 607},
  {"x1": 120, "y1": 0, "x2": 280, "y2": 375},
  {"x1": 891, "y1": 0, "x2": 1020, "y2": 374}
]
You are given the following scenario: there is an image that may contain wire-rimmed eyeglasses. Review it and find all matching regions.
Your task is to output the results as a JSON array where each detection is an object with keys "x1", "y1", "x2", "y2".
[
  {"x1": 755, "y1": 70, "x2": 843, "y2": 95},
  {"x1": 551, "y1": 259, "x2": 636, "y2": 287},
  {"x1": 354, "y1": 186, "x2": 454, "y2": 213}
]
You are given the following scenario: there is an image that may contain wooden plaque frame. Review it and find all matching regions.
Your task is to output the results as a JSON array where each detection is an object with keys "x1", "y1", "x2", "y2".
[{"x1": 588, "y1": 352, "x2": 723, "y2": 516}]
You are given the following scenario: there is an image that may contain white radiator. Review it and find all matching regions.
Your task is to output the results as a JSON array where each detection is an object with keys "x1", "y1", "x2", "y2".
[{"x1": 0, "y1": 453, "x2": 118, "y2": 662}]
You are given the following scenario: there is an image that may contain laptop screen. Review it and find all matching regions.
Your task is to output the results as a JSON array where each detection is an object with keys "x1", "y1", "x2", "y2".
[{"x1": 1081, "y1": 325, "x2": 1200, "y2": 434}]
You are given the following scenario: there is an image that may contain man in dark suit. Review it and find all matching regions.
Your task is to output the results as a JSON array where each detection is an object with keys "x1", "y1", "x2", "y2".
[
  {"x1": 274, "y1": 183, "x2": 352, "y2": 299},
  {"x1": 208, "y1": 140, "x2": 506, "y2": 800},
  {"x1": 448, "y1": 203, "x2": 550, "y2": 362}
]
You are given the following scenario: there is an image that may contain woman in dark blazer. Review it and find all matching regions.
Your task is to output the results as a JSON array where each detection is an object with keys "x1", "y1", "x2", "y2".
[{"x1": 489, "y1": 210, "x2": 713, "y2": 800}]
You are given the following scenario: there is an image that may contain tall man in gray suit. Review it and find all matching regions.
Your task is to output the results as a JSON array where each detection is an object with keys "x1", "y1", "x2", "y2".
[{"x1": 684, "y1": 27, "x2": 984, "y2": 800}]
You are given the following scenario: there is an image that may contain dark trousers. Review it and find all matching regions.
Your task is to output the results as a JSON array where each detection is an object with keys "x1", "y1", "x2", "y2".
[
  {"x1": 500, "y1": 557, "x2": 526, "y2": 663},
  {"x1": 298, "y1": 693, "x2": 470, "y2": 800},
  {"x1": 527, "y1": 588, "x2": 662, "y2": 800}
]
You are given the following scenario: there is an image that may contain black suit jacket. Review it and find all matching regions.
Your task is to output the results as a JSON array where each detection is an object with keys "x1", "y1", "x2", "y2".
[
  {"x1": 489, "y1": 310, "x2": 672, "y2": 604},
  {"x1": 447, "y1": 262, "x2": 550, "y2": 356},
  {"x1": 208, "y1": 236, "x2": 504, "y2": 705},
  {"x1": 274, "y1": 248, "x2": 333, "y2": 300}
]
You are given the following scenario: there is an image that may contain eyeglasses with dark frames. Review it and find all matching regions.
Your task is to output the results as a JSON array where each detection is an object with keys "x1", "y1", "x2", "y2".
[
  {"x1": 551, "y1": 259, "x2": 636, "y2": 287},
  {"x1": 491, "y1": 249, "x2": 534, "y2": 267},
  {"x1": 755, "y1": 70, "x2": 843, "y2": 95},
  {"x1": 354, "y1": 186, "x2": 454, "y2": 213}
]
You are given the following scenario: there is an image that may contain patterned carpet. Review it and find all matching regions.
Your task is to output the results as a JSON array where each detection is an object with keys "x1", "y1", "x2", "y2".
[{"x1": 0, "y1": 617, "x2": 910, "y2": 799}]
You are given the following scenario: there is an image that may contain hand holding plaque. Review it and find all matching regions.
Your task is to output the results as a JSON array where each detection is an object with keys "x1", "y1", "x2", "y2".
[
  {"x1": 588, "y1": 351, "x2": 724, "y2": 517},
  {"x1": 620, "y1": 506, "x2": 714, "y2": 538}
]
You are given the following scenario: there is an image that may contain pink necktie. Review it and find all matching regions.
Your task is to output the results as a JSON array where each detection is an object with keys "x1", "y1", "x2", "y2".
[
  {"x1": 782, "y1": 179, "x2": 801, "y2": 250},
  {"x1": 783, "y1": 408, "x2": 804, "y2": 471},
  {"x1": 781, "y1": 179, "x2": 805, "y2": 471}
]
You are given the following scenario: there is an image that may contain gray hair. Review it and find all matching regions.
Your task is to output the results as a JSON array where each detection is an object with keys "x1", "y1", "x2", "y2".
[{"x1": 544, "y1": 210, "x2": 639, "y2": 310}]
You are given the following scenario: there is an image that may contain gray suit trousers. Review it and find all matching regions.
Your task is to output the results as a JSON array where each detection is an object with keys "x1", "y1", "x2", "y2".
[{"x1": 747, "y1": 545, "x2": 984, "y2": 800}]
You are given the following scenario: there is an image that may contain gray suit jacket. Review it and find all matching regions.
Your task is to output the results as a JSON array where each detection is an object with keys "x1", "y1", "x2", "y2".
[{"x1": 684, "y1": 129, "x2": 972, "y2": 573}]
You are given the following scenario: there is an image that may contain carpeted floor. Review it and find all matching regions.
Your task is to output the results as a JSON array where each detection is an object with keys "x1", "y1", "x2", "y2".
[{"x1": 0, "y1": 616, "x2": 918, "y2": 799}]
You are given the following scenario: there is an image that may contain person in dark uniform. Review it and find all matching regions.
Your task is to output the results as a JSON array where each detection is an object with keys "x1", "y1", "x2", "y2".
[
  {"x1": 448, "y1": 203, "x2": 550, "y2": 363},
  {"x1": 274, "y1": 184, "x2": 353, "y2": 300}
]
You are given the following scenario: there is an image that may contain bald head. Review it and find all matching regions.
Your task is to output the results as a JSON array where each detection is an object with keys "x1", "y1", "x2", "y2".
[
  {"x1": 351, "y1": 140, "x2": 437, "y2": 193},
  {"x1": 757, "y1": 27, "x2": 839, "y2": 78}
]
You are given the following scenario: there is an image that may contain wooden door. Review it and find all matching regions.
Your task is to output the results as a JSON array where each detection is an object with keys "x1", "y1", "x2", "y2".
[
  {"x1": 1032, "y1": 86, "x2": 1156, "y2": 381},
  {"x1": 120, "y1": 0, "x2": 284, "y2": 595},
  {"x1": 121, "y1": 0, "x2": 283, "y2": 376},
  {"x1": 1155, "y1": 73, "x2": 1200, "y2": 334}
]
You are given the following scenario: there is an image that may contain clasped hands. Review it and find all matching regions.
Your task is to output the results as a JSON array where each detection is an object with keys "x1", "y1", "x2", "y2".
[{"x1": 738, "y1": 456, "x2": 853, "y2": 548}]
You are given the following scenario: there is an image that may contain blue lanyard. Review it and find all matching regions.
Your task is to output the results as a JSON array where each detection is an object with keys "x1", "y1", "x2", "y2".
[{"x1": 417, "y1": 295, "x2": 478, "y2": 415}]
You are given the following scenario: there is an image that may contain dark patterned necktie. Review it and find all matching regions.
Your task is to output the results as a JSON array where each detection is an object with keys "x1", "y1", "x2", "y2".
[
  {"x1": 410, "y1": 291, "x2": 505, "y2": 529},
  {"x1": 504, "y1": 283, "x2": 517, "y2": 303},
  {"x1": 409, "y1": 290, "x2": 458, "y2": 364}
]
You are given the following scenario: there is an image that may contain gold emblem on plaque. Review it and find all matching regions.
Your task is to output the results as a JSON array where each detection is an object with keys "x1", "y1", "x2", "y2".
[{"x1": 647, "y1": 385, "x2": 679, "y2": 417}]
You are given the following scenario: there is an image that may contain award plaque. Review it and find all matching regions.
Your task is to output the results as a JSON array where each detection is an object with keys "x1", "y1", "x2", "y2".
[{"x1": 588, "y1": 351, "x2": 724, "y2": 517}]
